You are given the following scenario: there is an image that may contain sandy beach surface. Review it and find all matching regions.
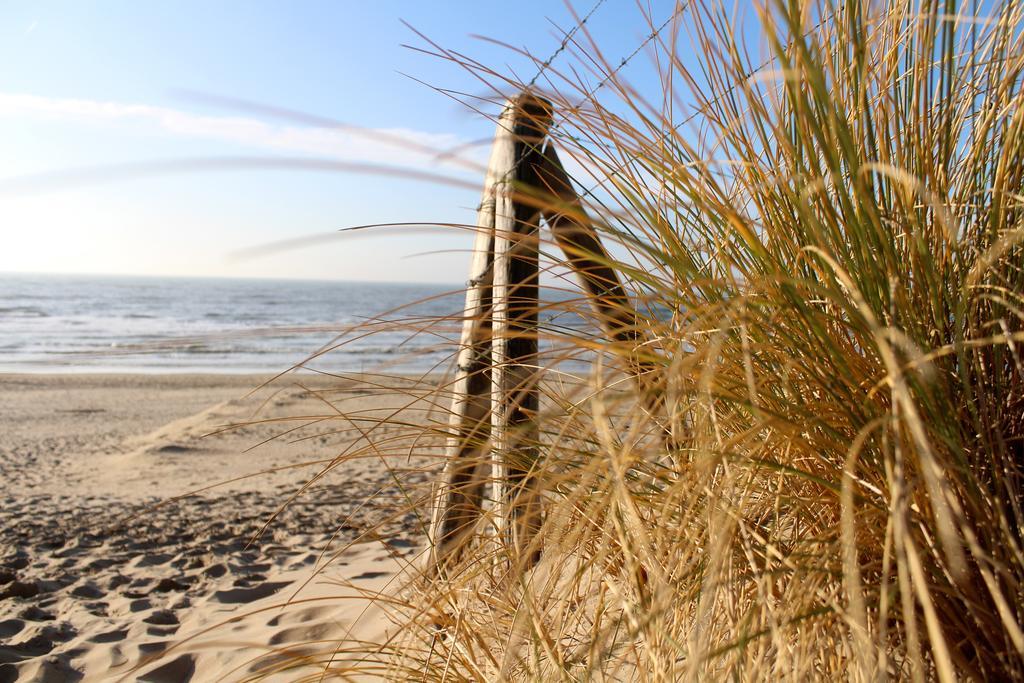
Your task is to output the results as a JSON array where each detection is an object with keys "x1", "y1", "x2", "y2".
[{"x1": 0, "y1": 372, "x2": 440, "y2": 681}]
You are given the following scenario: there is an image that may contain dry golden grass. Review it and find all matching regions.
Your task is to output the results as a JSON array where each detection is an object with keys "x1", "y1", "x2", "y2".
[{"x1": 272, "y1": 1, "x2": 1024, "y2": 679}]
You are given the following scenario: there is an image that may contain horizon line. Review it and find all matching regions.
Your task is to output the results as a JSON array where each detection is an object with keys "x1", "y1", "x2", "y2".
[{"x1": 0, "y1": 269, "x2": 464, "y2": 288}]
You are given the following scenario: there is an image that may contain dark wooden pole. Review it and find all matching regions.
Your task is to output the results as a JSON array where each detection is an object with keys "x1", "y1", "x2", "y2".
[
  {"x1": 534, "y1": 142, "x2": 662, "y2": 596},
  {"x1": 427, "y1": 101, "x2": 516, "y2": 574},
  {"x1": 429, "y1": 94, "x2": 553, "y2": 574},
  {"x1": 429, "y1": 93, "x2": 660, "y2": 577},
  {"x1": 534, "y1": 143, "x2": 663, "y2": 416},
  {"x1": 491, "y1": 94, "x2": 552, "y2": 567}
]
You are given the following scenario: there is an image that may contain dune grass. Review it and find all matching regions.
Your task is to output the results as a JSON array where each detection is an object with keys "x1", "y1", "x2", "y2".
[{"x1": 276, "y1": 1, "x2": 1024, "y2": 679}]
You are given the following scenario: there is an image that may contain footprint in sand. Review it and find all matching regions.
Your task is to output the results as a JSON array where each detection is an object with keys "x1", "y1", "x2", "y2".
[
  {"x1": 129, "y1": 598, "x2": 151, "y2": 613},
  {"x1": 231, "y1": 574, "x2": 266, "y2": 588},
  {"x1": 268, "y1": 621, "x2": 334, "y2": 645},
  {"x1": 202, "y1": 563, "x2": 227, "y2": 578},
  {"x1": 87, "y1": 627, "x2": 127, "y2": 644},
  {"x1": 9, "y1": 655, "x2": 82, "y2": 683},
  {"x1": 83, "y1": 557, "x2": 117, "y2": 573},
  {"x1": 18, "y1": 606, "x2": 54, "y2": 622},
  {"x1": 107, "y1": 574, "x2": 131, "y2": 590},
  {"x1": 351, "y1": 571, "x2": 390, "y2": 580},
  {"x1": 0, "y1": 618, "x2": 25, "y2": 638},
  {"x1": 153, "y1": 577, "x2": 188, "y2": 593},
  {"x1": 266, "y1": 604, "x2": 333, "y2": 628},
  {"x1": 39, "y1": 621, "x2": 77, "y2": 643},
  {"x1": 0, "y1": 580, "x2": 40, "y2": 599},
  {"x1": 142, "y1": 609, "x2": 178, "y2": 627},
  {"x1": 0, "y1": 632, "x2": 56, "y2": 660},
  {"x1": 137, "y1": 640, "x2": 169, "y2": 656},
  {"x1": 138, "y1": 652, "x2": 195, "y2": 682},
  {"x1": 212, "y1": 581, "x2": 289, "y2": 604},
  {"x1": 85, "y1": 601, "x2": 108, "y2": 617},
  {"x1": 70, "y1": 582, "x2": 104, "y2": 600},
  {"x1": 56, "y1": 408, "x2": 106, "y2": 415},
  {"x1": 129, "y1": 552, "x2": 173, "y2": 568},
  {"x1": 228, "y1": 561, "x2": 271, "y2": 574},
  {"x1": 154, "y1": 444, "x2": 195, "y2": 455}
]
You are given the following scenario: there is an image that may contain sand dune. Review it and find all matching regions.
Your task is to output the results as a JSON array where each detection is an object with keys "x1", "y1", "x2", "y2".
[{"x1": 0, "y1": 373, "x2": 440, "y2": 681}]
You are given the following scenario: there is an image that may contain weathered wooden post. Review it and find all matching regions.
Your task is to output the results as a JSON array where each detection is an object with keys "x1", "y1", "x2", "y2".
[
  {"x1": 426, "y1": 102, "x2": 508, "y2": 574},
  {"x1": 534, "y1": 144, "x2": 663, "y2": 416},
  {"x1": 429, "y1": 92, "x2": 657, "y2": 578},
  {"x1": 490, "y1": 95, "x2": 551, "y2": 567},
  {"x1": 428, "y1": 94, "x2": 551, "y2": 573}
]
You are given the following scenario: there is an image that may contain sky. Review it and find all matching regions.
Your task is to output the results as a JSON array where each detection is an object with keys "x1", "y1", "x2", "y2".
[{"x1": 0, "y1": 1, "x2": 689, "y2": 283}]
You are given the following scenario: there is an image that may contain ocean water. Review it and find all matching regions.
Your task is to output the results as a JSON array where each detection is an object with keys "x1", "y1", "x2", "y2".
[
  {"x1": 0, "y1": 273, "x2": 592, "y2": 374},
  {"x1": 0, "y1": 273, "x2": 467, "y2": 374}
]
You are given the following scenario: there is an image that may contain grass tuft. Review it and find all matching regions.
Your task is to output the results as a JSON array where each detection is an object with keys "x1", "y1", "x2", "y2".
[{"x1": 284, "y1": 1, "x2": 1024, "y2": 679}]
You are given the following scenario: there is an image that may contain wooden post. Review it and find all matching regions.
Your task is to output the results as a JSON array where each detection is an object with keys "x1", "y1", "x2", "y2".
[
  {"x1": 427, "y1": 101, "x2": 517, "y2": 575},
  {"x1": 491, "y1": 94, "x2": 552, "y2": 568},
  {"x1": 428, "y1": 92, "x2": 658, "y2": 578},
  {"x1": 534, "y1": 142, "x2": 661, "y2": 596},
  {"x1": 534, "y1": 143, "x2": 663, "y2": 415}
]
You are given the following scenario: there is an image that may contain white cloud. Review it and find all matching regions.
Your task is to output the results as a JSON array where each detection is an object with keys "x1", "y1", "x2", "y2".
[{"x1": 0, "y1": 91, "x2": 486, "y2": 172}]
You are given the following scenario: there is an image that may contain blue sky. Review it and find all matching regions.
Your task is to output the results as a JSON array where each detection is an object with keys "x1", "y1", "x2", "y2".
[{"x1": 0, "y1": 1, "x2": 690, "y2": 283}]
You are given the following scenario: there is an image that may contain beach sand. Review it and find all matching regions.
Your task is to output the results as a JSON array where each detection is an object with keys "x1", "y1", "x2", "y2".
[{"x1": 0, "y1": 373, "x2": 441, "y2": 681}]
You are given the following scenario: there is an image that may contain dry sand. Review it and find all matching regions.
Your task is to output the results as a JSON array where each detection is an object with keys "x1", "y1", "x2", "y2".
[{"x1": 0, "y1": 373, "x2": 442, "y2": 681}]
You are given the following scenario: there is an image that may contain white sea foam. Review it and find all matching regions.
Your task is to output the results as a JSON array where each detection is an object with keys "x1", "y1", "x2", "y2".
[{"x1": 0, "y1": 273, "x2": 590, "y2": 374}]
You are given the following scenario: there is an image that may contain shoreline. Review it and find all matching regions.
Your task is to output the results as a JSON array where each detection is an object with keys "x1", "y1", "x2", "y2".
[{"x1": 0, "y1": 372, "x2": 438, "y2": 680}]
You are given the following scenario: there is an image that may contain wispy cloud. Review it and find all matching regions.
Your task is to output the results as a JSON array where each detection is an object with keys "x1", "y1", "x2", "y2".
[{"x1": 0, "y1": 91, "x2": 486, "y2": 172}]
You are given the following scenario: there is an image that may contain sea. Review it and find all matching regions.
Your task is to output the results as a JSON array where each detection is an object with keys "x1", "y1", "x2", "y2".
[{"x1": 0, "y1": 273, "x2": 590, "y2": 374}]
